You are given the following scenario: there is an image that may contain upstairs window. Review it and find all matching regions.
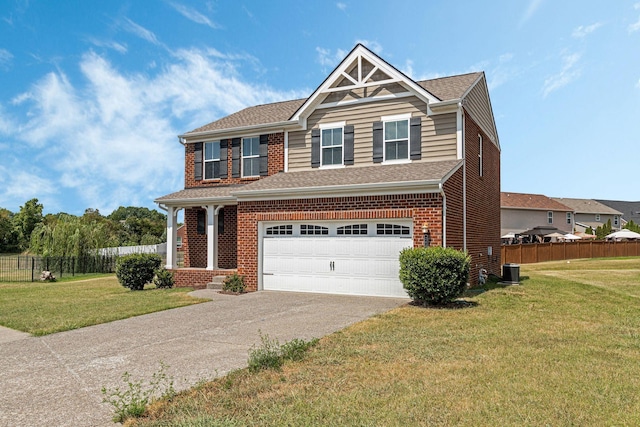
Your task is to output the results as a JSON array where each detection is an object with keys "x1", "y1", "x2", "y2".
[
  {"x1": 595, "y1": 214, "x2": 601, "y2": 222},
  {"x1": 242, "y1": 137, "x2": 260, "y2": 177},
  {"x1": 547, "y1": 211, "x2": 553, "y2": 224},
  {"x1": 566, "y1": 212, "x2": 572, "y2": 224},
  {"x1": 204, "y1": 141, "x2": 221, "y2": 180},
  {"x1": 321, "y1": 127, "x2": 343, "y2": 166},
  {"x1": 614, "y1": 215, "x2": 619, "y2": 226},
  {"x1": 384, "y1": 119, "x2": 409, "y2": 161}
]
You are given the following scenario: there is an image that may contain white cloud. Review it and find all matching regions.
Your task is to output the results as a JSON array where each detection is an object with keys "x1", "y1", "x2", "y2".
[
  {"x1": 629, "y1": 16, "x2": 640, "y2": 33},
  {"x1": 519, "y1": 0, "x2": 544, "y2": 27},
  {"x1": 168, "y1": 2, "x2": 219, "y2": 29},
  {"x1": 5, "y1": 48, "x2": 303, "y2": 212},
  {"x1": 337, "y1": 2, "x2": 347, "y2": 11},
  {"x1": 355, "y1": 39, "x2": 382, "y2": 54},
  {"x1": 0, "y1": 48, "x2": 13, "y2": 69},
  {"x1": 542, "y1": 52, "x2": 581, "y2": 98},
  {"x1": 572, "y1": 22, "x2": 603, "y2": 38},
  {"x1": 636, "y1": 78, "x2": 640, "y2": 89},
  {"x1": 401, "y1": 59, "x2": 414, "y2": 78},
  {"x1": 122, "y1": 18, "x2": 162, "y2": 46},
  {"x1": 316, "y1": 46, "x2": 348, "y2": 70},
  {"x1": 87, "y1": 37, "x2": 128, "y2": 54}
]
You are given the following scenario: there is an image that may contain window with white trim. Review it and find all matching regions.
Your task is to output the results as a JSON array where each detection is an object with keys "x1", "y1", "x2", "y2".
[
  {"x1": 614, "y1": 215, "x2": 619, "y2": 226},
  {"x1": 204, "y1": 141, "x2": 221, "y2": 180},
  {"x1": 595, "y1": 214, "x2": 601, "y2": 222},
  {"x1": 321, "y1": 127, "x2": 343, "y2": 166},
  {"x1": 266, "y1": 225, "x2": 292, "y2": 235},
  {"x1": 300, "y1": 225, "x2": 329, "y2": 235},
  {"x1": 337, "y1": 224, "x2": 368, "y2": 235},
  {"x1": 566, "y1": 212, "x2": 572, "y2": 224},
  {"x1": 377, "y1": 224, "x2": 411, "y2": 235},
  {"x1": 242, "y1": 137, "x2": 260, "y2": 177},
  {"x1": 547, "y1": 211, "x2": 553, "y2": 224},
  {"x1": 384, "y1": 119, "x2": 409, "y2": 161}
]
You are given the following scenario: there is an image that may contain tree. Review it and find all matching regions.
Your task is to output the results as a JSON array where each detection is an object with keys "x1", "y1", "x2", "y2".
[
  {"x1": 624, "y1": 220, "x2": 640, "y2": 233},
  {"x1": 107, "y1": 206, "x2": 166, "y2": 246},
  {"x1": 595, "y1": 219, "x2": 613, "y2": 240},
  {"x1": 13, "y1": 198, "x2": 43, "y2": 251},
  {"x1": 0, "y1": 208, "x2": 19, "y2": 253}
]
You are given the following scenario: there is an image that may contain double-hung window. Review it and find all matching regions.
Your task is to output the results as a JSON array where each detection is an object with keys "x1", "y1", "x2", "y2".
[
  {"x1": 321, "y1": 125, "x2": 343, "y2": 166},
  {"x1": 204, "y1": 141, "x2": 221, "y2": 180},
  {"x1": 242, "y1": 137, "x2": 260, "y2": 177},
  {"x1": 384, "y1": 117, "x2": 409, "y2": 161},
  {"x1": 547, "y1": 211, "x2": 553, "y2": 224}
]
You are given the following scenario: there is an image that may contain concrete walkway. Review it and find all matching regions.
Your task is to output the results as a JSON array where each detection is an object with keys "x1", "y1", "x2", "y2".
[{"x1": 0, "y1": 290, "x2": 406, "y2": 426}]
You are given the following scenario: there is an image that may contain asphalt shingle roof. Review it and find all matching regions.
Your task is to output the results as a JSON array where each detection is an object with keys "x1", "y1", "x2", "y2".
[
  {"x1": 186, "y1": 73, "x2": 483, "y2": 135},
  {"x1": 155, "y1": 185, "x2": 244, "y2": 203},
  {"x1": 235, "y1": 160, "x2": 462, "y2": 195},
  {"x1": 596, "y1": 200, "x2": 640, "y2": 223},
  {"x1": 552, "y1": 198, "x2": 622, "y2": 215},
  {"x1": 501, "y1": 192, "x2": 572, "y2": 211}
]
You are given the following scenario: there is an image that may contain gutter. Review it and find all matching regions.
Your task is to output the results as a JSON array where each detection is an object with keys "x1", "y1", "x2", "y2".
[
  {"x1": 153, "y1": 196, "x2": 238, "y2": 206},
  {"x1": 178, "y1": 120, "x2": 303, "y2": 140},
  {"x1": 234, "y1": 179, "x2": 443, "y2": 200}
]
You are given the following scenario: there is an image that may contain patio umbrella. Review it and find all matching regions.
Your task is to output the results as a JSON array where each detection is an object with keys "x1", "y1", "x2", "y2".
[
  {"x1": 545, "y1": 232, "x2": 565, "y2": 239},
  {"x1": 605, "y1": 229, "x2": 640, "y2": 240},
  {"x1": 520, "y1": 226, "x2": 562, "y2": 236},
  {"x1": 501, "y1": 232, "x2": 516, "y2": 239}
]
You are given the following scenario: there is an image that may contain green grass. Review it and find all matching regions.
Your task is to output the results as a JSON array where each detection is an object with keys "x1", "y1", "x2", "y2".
[
  {"x1": 0, "y1": 275, "x2": 208, "y2": 335},
  {"x1": 129, "y1": 257, "x2": 640, "y2": 426}
]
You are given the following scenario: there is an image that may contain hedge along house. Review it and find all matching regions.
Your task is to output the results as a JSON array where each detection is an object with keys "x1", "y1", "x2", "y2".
[{"x1": 155, "y1": 44, "x2": 501, "y2": 297}]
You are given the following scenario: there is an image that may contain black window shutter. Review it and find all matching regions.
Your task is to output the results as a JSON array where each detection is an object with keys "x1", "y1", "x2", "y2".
[
  {"x1": 259, "y1": 134, "x2": 269, "y2": 176},
  {"x1": 344, "y1": 125, "x2": 354, "y2": 165},
  {"x1": 231, "y1": 138, "x2": 241, "y2": 178},
  {"x1": 410, "y1": 117, "x2": 422, "y2": 160},
  {"x1": 194, "y1": 142, "x2": 203, "y2": 180},
  {"x1": 372, "y1": 121, "x2": 383, "y2": 163},
  {"x1": 311, "y1": 129, "x2": 320, "y2": 168},
  {"x1": 197, "y1": 210, "x2": 205, "y2": 234},
  {"x1": 219, "y1": 139, "x2": 228, "y2": 179},
  {"x1": 218, "y1": 208, "x2": 224, "y2": 234}
]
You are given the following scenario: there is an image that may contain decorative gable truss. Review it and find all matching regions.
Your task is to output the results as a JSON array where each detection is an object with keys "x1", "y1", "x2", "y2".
[{"x1": 291, "y1": 44, "x2": 441, "y2": 123}]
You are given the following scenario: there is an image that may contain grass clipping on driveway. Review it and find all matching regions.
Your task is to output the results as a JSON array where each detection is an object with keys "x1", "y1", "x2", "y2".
[
  {"x1": 131, "y1": 257, "x2": 640, "y2": 426},
  {"x1": 0, "y1": 275, "x2": 207, "y2": 335}
]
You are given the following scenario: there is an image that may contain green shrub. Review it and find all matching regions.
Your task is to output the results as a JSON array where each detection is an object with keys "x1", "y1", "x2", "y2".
[
  {"x1": 115, "y1": 253, "x2": 162, "y2": 291},
  {"x1": 399, "y1": 246, "x2": 470, "y2": 305},
  {"x1": 248, "y1": 332, "x2": 318, "y2": 373},
  {"x1": 222, "y1": 273, "x2": 246, "y2": 293},
  {"x1": 153, "y1": 268, "x2": 174, "y2": 289}
]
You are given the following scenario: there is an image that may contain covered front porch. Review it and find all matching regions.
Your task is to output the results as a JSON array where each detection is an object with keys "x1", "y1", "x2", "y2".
[{"x1": 155, "y1": 187, "x2": 241, "y2": 288}]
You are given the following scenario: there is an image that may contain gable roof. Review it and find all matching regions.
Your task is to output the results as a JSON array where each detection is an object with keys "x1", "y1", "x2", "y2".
[
  {"x1": 596, "y1": 200, "x2": 640, "y2": 222},
  {"x1": 501, "y1": 192, "x2": 572, "y2": 211},
  {"x1": 552, "y1": 198, "x2": 622, "y2": 215},
  {"x1": 183, "y1": 44, "x2": 488, "y2": 138}
]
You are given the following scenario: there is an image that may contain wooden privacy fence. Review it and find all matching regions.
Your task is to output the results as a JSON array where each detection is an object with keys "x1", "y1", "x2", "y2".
[{"x1": 501, "y1": 241, "x2": 640, "y2": 264}]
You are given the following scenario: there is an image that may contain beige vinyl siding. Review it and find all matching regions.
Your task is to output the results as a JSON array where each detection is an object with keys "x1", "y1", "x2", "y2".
[
  {"x1": 288, "y1": 96, "x2": 457, "y2": 171},
  {"x1": 463, "y1": 77, "x2": 499, "y2": 145}
]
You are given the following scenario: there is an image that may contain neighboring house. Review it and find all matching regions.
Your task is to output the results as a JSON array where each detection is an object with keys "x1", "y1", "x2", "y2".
[
  {"x1": 596, "y1": 200, "x2": 640, "y2": 227},
  {"x1": 501, "y1": 192, "x2": 574, "y2": 237},
  {"x1": 552, "y1": 197, "x2": 623, "y2": 233},
  {"x1": 176, "y1": 224, "x2": 185, "y2": 251},
  {"x1": 155, "y1": 44, "x2": 501, "y2": 296}
]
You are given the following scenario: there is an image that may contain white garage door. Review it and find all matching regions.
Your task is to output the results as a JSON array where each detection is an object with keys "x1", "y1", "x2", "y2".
[{"x1": 262, "y1": 222, "x2": 412, "y2": 297}]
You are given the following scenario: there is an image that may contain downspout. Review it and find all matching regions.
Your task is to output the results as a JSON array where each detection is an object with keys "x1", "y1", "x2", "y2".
[{"x1": 439, "y1": 182, "x2": 447, "y2": 248}]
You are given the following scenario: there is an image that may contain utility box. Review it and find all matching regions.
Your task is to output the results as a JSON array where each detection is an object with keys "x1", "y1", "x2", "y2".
[{"x1": 502, "y1": 263, "x2": 520, "y2": 284}]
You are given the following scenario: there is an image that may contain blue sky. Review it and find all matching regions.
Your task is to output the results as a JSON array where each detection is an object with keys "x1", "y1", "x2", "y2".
[{"x1": 0, "y1": 1, "x2": 638, "y2": 215}]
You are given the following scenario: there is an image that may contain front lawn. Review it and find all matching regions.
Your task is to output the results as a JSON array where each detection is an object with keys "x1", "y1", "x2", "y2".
[
  {"x1": 130, "y1": 257, "x2": 640, "y2": 426},
  {"x1": 0, "y1": 275, "x2": 207, "y2": 335}
]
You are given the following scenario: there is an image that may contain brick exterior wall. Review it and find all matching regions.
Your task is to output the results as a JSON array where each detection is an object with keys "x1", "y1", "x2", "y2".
[
  {"x1": 182, "y1": 206, "x2": 238, "y2": 269},
  {"x1": 443, "y1": 166, "x2": 464, "y2": 250},
  {"x1": 172, "y1": 268, "x2": 237, "y2": 289},
  {"x1": 236, "y1": 194, "x2": 444, "y2": 291},
  {"x1": 464, "y1": 112, "x2": 501, "y2": 282},
  {"x1": 218, "y1": 206, "x2": 237, "y2": 268},
  {"x1": 184, "y1": 133, "x2": 285, "y2": 188}
]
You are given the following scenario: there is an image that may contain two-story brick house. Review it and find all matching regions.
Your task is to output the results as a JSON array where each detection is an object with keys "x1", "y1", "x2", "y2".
[{"x1": 155, "y1": 44, "x2": 501, "y2": 297}]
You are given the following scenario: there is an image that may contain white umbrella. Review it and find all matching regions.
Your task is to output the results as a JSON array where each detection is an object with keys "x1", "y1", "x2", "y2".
[
  {"x1": 564, "y1": 233, "x2": 581, "y2": 240},
  {"x1": 501, "y1": 232, "x2": 516, "y2": 239},
  {"x1": 605, "y1": 229, "x2": 640, "y2": 240}
]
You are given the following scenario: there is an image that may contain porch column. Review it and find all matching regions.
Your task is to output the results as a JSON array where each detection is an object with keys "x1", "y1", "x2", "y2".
[
  {"x1": 205, "y1": 205, "x2": 215, "y2": 270},
  {"x1": 165, "y1": 206, "x2": 178, "y2": 269}
]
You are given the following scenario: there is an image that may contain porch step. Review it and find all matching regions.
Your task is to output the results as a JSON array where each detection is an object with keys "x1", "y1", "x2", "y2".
[{"x1": 206, "y1": 276, "x2": 227, "y2": 290}]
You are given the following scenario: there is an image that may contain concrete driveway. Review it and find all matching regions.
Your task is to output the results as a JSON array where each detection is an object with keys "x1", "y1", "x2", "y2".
[{"x1": 0, "y1": 290, "x2": 406, "y2": 426}]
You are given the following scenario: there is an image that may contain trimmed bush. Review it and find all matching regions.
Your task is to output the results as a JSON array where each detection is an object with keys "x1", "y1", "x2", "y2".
[
  {"x1": 153, "y1": 268, "x2": 174, "y2": 289},
  {"x1": 222, "y1": 273, "x2": 246, "y2": 293},
  {"x1": 115, "y1": 253, "x2": 162, "y2": 291},
  {"x1": 399, "y1": 246, "x2": 470, "y2": 305}
]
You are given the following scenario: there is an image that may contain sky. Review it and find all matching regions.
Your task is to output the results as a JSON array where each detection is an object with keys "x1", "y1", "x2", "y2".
[{"x1": 0, "y1": 1, "x2": 639, "y2": 216}]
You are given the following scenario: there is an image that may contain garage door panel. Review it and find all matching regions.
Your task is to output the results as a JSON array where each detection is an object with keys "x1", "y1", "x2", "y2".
[{"x1": 263, "y1": 233, "x2": 411, "y2": 297}]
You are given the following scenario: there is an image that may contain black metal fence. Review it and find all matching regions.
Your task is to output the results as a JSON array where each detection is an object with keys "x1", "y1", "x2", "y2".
[{"x1": 0, "y1": 255, "x2": 117, "y2": 282}]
